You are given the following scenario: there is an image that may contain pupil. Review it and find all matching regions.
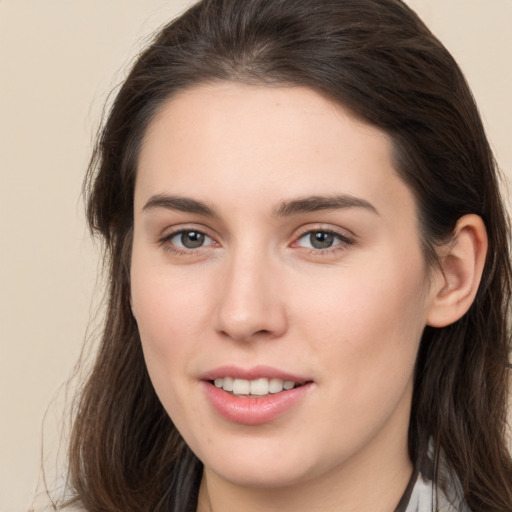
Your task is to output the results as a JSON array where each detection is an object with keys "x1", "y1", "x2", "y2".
[
  {"x1": 310, "y1": 231, "x2": 334, "y2": 249},
  {"x1": 181, "y1": 231, "x2": 205, "y2": 249}
]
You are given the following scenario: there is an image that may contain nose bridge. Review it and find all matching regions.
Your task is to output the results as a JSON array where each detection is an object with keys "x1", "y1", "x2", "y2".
[{"x1": 214, "y1": 241, "x2": 287, "y2": 341}]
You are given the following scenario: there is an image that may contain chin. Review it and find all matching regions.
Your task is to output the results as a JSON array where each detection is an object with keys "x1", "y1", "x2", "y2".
[
  {"x1": 206, "y1": 459, "x2": 313, "y2": 489},
  {"x1": 195, "y1": 434, "x2": 340, "y2": 490}
]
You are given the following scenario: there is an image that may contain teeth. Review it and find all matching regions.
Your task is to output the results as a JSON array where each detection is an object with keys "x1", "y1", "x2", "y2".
[
  {"x1": 213, "y1": 377, "x2": 299, "y2": 396},
  {"x1": 232, "y1": 378, "x2": 250, "y2": 395},
  {"x1": 269, "y1": 378, "x2": 284, "y2": 393},
  {"x1": 223, "y1": 376, "x2": 234, "y2": 391},
  {"x1": 250, "y1": 378, "x2": 268, "y2": 396}
]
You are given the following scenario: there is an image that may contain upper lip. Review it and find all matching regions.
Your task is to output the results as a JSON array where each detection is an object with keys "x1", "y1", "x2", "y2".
[{"x1": 200, "y1": 365, "x2": 311, "y2": 384}]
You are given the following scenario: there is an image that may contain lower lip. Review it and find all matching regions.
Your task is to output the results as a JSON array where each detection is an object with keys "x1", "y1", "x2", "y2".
[{"x1": 202, "y1": 381, "x2": 313, "y2": 425}]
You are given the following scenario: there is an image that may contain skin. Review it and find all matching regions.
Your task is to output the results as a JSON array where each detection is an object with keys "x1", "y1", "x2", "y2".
[{"x1": 130, "y1": 83, "x2": 466, "y2": 512}]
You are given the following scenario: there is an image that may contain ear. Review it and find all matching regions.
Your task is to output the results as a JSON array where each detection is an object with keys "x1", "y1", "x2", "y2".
[{"x1": 426, "y1": 214, "x2": 488, "y2": 328}]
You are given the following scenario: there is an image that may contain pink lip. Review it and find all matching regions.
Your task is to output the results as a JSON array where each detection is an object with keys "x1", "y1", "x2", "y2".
[
  {"x1": 200, "y1": 365, "x2": 313, "y2": 425},
  {"x1": 200, "y1": 365, "x2": 309, "y2": 384}
]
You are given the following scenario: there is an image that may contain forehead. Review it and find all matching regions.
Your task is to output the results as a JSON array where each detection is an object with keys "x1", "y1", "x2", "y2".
[{"x1": 136, "y1": 82, "x2": 415, "y2": 220}]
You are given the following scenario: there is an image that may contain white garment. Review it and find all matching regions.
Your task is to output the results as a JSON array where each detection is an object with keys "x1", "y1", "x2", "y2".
[{"x1": 404, "y1": 461, "x2": 470, "y2": 512}]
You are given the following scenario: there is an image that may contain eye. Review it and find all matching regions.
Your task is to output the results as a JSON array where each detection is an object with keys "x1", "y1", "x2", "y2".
[
  {"x1": 294, "y1": 230, "x2": 352, "y2": 251},
  {"x1": 166, "y1": 230, "x2": 215, "y2": 250}
]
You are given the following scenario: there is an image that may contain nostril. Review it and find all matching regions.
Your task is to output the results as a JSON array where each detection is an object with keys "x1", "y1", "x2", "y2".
[{"x1": 217, "y1": 328, "x2": 273, "y2": 341}]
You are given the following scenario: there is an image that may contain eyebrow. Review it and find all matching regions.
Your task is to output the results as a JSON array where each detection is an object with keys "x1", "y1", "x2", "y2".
[
  {"x1": 141, "y1": 193, "x2": 379, "y2": 217},
  {"x1": 142, "y1": 194, "x2": 216, "y2": 217},
  {"x1": 273, "y1": 194, "x2": 379, "y2": 217}
]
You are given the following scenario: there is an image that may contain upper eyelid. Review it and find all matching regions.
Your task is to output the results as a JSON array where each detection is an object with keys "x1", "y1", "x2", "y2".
[
  {"x1": 293, "y1": 230, "x2": 353, "y2": 247},
  {"x1": 292, "y1": 224, "x2": 356, "y2": 241},
  {"x1": 160, "y1": 224, "x2": 216, "y2": 240},
  {"x1": 159, "y1": 229, "x2": 218, "y2": 255},
  {"x1": 157, "y1": 227, "x2": 217, "y2": 251}
]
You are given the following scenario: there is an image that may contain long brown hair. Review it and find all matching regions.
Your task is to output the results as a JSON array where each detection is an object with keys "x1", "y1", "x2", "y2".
[{"x1": 64, "y1": 0, "x2": 512, "y2": 510}]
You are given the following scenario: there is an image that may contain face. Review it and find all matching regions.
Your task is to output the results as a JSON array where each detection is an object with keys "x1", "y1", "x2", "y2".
[{"x1": 131, "y1": 83, "x2": 435, "y2": 490}]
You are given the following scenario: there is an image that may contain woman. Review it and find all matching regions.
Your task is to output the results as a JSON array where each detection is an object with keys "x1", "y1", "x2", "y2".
[{"x1": 63, "y1": 0, "x2": 511, "y2": 510}]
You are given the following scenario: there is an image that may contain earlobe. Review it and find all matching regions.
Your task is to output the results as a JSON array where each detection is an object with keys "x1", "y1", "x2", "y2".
[{"x1": 426, "y1": 214, "x2": 488, "y2": 328}]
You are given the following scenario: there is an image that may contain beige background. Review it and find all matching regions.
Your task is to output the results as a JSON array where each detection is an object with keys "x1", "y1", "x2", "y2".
[{"x1": 0, "y1": 1, "x2": 510, "y2": 511}]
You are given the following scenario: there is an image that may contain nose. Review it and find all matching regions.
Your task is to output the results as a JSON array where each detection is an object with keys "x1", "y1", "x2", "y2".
[{"x1": 214, "y1": 249, "x2": 288, "y2": 342}]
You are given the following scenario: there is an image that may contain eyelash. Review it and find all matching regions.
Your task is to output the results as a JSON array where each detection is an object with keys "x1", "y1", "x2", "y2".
[
  {"x1": 293, "y1": 228, "x2": 354, "y2": 255},
  {"x1": 158, "y1": 227, "x2": 354, "y2": 256},
  {"x1": 159, "y1": 228, "x2": 217, "y2": 256}
]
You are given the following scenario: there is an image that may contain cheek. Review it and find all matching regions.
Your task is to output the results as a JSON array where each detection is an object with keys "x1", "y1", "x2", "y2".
[
  {"x1": 130, "y1": 255, "x2": 224, "y2": 446},
  {"x1": 130, "y1": 266, "x2": 201, "y2": 426},
  {"x1": 130, "y1": 249, "x2": 203, "y2": 385},
  {"x1": 131, "y1": 253, "x2": 211, "y2": 344},
  {"x1": 297, "y1": 253, "x2": 429, "y2": 394}
]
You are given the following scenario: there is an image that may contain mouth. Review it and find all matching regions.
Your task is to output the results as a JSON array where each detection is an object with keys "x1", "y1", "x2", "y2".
[
  {"x1": 211, "y1": 377, "x2": 305, "y2": 397},
  {"x1": 201, "y1": 368, "x2": 313, "y2": 424}
]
